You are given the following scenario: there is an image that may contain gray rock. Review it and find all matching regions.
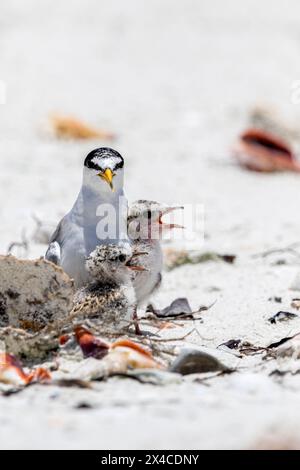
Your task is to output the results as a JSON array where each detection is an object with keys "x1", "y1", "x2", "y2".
[{"x1": 169, "y1": 348, "x2": 229, "y2": 375}]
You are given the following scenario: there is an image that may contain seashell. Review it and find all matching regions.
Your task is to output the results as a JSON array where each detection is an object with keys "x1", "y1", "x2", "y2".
[
  {"x1": 74, "y1": 326, "x2": 109, "y2": 360},
  {"x1": 73, "y1": 326, "x2": 162, "y2": 370},
  {"x1": 233, "y1": 128, "x2": 300, "y2": 172},
  {"x1": 109, "y1": 340, "x2": 163, "y2": 370},
  {"x1": 0, "y1": 352, "x2": 51, "y2": 386},
  {"x1": 59, "y1": 334, "x2": 71, "y2": 346},
  {"x1": 291, "y1": 298, "x2": 300, "y2": 310}
]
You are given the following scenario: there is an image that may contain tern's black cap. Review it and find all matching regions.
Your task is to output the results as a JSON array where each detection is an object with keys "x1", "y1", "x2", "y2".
[{"x1": 84, "y1": 147, "x2": 124, "y2": 171}]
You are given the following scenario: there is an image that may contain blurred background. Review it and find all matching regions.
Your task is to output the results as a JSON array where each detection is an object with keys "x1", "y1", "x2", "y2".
[
  {"x1": 3, "y1": 1, "x2": 300, "y2": 450},
  {"x1": 1, "y1": 0, "x2": 300, "y2": 255}
]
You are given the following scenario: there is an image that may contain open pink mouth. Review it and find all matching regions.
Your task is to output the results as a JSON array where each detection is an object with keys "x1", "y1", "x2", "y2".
[
  {"x1": 127, "y1": 265, "x2": 148, "y2": 272},
  {"x1": 158, "y1": 206, "x2": 184, "y2": 230}
]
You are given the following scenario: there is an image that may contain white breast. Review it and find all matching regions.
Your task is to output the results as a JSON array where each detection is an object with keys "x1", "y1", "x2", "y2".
[
  {"x1": 60, "y1": 217, "x2": 91, "y2": 287},
  {"x1": 132, "y1": 240, "x2": 163, "y2": 306}
]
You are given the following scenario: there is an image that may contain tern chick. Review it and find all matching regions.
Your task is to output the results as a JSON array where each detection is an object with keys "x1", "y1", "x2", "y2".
[
  {"x1": 70, "y1": 244, "x2": 140, "y2": 333},
  {"x1": 128, "y1": 200, "x2": 183, "y2": 306}
]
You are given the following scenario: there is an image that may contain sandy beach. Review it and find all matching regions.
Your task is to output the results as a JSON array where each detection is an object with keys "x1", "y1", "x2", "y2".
[{"x1": 2, "y1": 0, "x2": 300, "y2": 449}]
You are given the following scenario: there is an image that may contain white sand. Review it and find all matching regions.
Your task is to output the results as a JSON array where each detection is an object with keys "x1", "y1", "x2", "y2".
[{"x1": 2, "y1": 0, "x2": 300, "y2": 449}]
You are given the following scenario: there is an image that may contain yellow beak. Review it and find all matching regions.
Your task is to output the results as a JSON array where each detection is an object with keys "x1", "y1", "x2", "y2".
[{"x1": 98, "y1": 168, "x2": 114, "y2": 190}]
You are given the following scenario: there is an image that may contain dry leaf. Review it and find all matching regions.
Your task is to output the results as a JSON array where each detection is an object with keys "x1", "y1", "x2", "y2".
[
  {"x1": 50, "y1": 114, "x2": 114, "y2": 140},
  {"x1": 268, "y1": 311, "x2": 298, "y2": 324}
]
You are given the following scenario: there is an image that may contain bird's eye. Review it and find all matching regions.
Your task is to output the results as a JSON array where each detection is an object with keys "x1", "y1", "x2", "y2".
[{"x1": 118, "y1": 254, "x2": 126, "y2": 262}]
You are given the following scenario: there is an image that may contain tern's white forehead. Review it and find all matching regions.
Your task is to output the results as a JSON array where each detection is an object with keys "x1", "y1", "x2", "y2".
[{"x1": 91, "y1": 155, "x2": 122, "y2": 171}]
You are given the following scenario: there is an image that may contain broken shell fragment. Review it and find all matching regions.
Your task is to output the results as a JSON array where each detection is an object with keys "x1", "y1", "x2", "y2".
[
  {"x1": 0, "y1": 353, "x2": 51, "y2": 386},
  {"x1": 59, "y1": 334, "x2": 71, "y2": 346},
  {"x1": 73, "y1": 326, "x2": 162, "y2": 371},
  {"x1": 233, "y1": 128, "x2": 300, "y2": 173},
  {"x1": 111, "y1": 339, "x2": 163, "y2": 369},
  {"x1": 0, "y1": 353, "x2": 28, "y2": 385},
  {"x1": 291, "y1": 299, "x2": 300, "y2": 310},
  {"x1": 74, "y1": 326, "x2": 110, "y2": 360}
]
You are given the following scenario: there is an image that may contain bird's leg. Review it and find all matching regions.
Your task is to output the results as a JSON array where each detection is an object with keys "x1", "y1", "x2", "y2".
[{"x1": 133, "y1": 306, "x2": 142, "y2": 335}]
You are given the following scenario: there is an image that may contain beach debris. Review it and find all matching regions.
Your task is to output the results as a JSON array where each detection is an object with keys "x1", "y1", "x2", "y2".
[
  {"x1": 267, "y1": 336, "x2": 295, "y2": 349},
  {"x1": 154, "y1": 320, "x2": 179, "y2": 331},
  {"x1": 49, "y1": 114, "x2": 114, "y2": 140},
  {"x1": 218, "y1": 339, "x2": 242, "y2": 355},
  {"x1": 74, "y1": 401, "x2": 94, "y2": 410},
  {"x1": 74, "y1": 326, "x2": 110, "y2": 360},
  {"x1": 72, "y1": 326, "x2": 162, "y2": 376},
  {"x1": 269, "y1": 333, "x2": 300, "y2": 359},
  {"x1": 0, "y1": 255, "x2": 74, "y2": 331},
  {"x1": 268, "y1": 296, "x2": 282, "y2": 303},
  {"x1": 59, "y1": 334, "x2": 71, "y2": 346},
  {"x1": 291, "y1": 298, "x2": 300, "y2": 310},
  {"x1": 31, "y1": 214, "x2": 56, "y2": 245},
  {"x1": 71, "y1": 342, "x2": 162, "y2": 382},
  {"x1": 147, "y1": 298, "x2": 192, "y2": 319},
  {"x1": 164, "y1": 248, "x2": 236, "y2": 271},
  {"x1": 253, "y1": 243, "x2": 300, "y2": 267},
  {"x1": 146, "y1": 297, "x2": 215, "y2": 320},
  {"x1": 7, "y1": 230, "x2": 29, "y2": 258},
  {"x1": 110, "y1": 339, "x2": 163, "y2": 369},
  {"x1": 220, "y1": 334, "x2": 300, "y2": 357},
  {"x1": 54, "y1": 378, "x2": 92, "y2": 389},
  {"x1": 218, "y1": 339, "x2": 266, "y2": 356},
  {"x1": 232, "y1": 128, "x2": 300, "y2": 173},
  {"x1": 268, "y1": 311, "x2": 298, "y2": 324},
  {"x1": 169, "y1": 348, "x2": 229, "y2": 375},
  {"x1": 0, "y1": 353, "x2": 51, "y2": 387}
]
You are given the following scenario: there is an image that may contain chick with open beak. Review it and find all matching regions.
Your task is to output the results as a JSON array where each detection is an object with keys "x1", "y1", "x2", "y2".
[
  {"x1": 128, "y1": 201, "x2": 184, "y2": 241},
  {"x1": 127, "y1": 200, "x2": 184, "y2": 332}
]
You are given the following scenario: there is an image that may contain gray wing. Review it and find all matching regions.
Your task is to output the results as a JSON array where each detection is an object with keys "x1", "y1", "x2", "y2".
[{"x1": 45, "y1": 219, "x2": 63, "y2": 265}]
